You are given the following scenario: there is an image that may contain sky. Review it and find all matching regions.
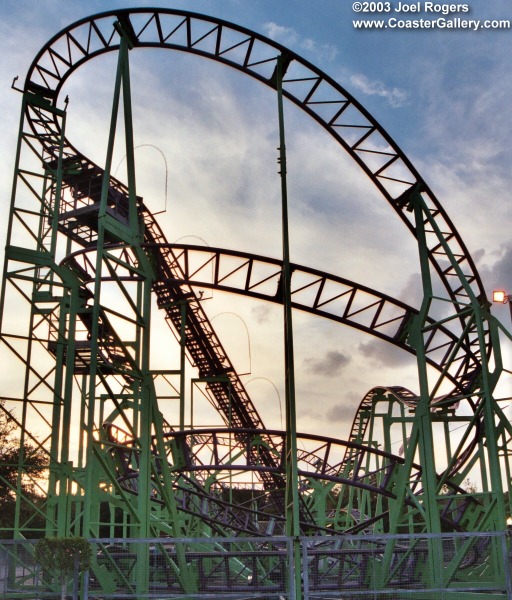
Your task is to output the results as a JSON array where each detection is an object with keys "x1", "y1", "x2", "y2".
[{"x1": 0, "y1": 0, "x2": 511, "y2": 444}]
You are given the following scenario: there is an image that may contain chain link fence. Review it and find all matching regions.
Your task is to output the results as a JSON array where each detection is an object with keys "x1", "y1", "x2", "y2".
[{"x1": 1, "y1": 531, "x2": 511, "y2": 599}]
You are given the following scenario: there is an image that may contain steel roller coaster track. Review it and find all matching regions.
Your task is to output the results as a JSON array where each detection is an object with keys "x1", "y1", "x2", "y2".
[{"x1": 0, "y1": 7, "x2": 511, "y2": 598}]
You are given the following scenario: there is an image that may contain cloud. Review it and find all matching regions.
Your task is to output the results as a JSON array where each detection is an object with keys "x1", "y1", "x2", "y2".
[
  {"x1": 300, "y1": 37, "x2": 338, "y2": 62},
  {"x1": 263, "y1": 21, "x2": 406, "y2": 110},
  {"x1": 325, "y1": 392, "x2": 361, "y2": 423},
  {"x1": 349, "y1": 73, "x2": 408, "y2": 108},
  {"x1": 303, "y1": 350, "x2": 350, "y2": 377},
  {"x1": 478, "y1": 241, "x2": 512, "y2": 294},
  {"x1": 263, "y1": 21, "x2": 338, "y2": 63},
  {"x1": 397, "y1": 272, "x2": 423, "y2": 308},
  {"x1": 412, "y1": 38, "x2": 512, "y2": 183},
  {"x1": 252, "y1": 305, "x2": 272, "y2": 324},
  {"x1": 263, "y1": 22, "x2": 299, "y2": 47},
  {"x1": 358, "y1": 340, "x2": 412, "y2": 368}
]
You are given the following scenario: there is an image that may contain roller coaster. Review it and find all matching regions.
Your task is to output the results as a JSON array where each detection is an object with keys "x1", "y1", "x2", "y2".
[{"x1": 0, "y1": 8, "x2": 511, "y2": 599}]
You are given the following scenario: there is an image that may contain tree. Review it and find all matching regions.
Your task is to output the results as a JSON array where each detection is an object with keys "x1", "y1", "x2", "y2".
[
  {"x1": 0, "y1": 401, "x2": 46, "y2": 537},
  {"x1": 35, "y1": 537, "x2": 92, "y2": 600}
]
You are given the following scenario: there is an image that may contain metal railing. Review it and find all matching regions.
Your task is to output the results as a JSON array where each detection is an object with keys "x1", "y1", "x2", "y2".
[{"x1": 1, "y1": 531, "x2": 511, "y2": 599}]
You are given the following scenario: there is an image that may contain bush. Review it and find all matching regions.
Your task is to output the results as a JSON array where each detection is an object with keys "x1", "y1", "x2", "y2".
[{"x1": 35, "y1": 537, "x2": 92, "y2": 600}]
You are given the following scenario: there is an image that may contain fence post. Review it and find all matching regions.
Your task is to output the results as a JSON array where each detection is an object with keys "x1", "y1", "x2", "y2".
[
  {"x1": 502, "y1": 531, "x2": 512, "y2": 598},
  {"x1": 0, "y1": 546, "x2": 7, "y2": 594},
  {"x1": 301, "y1": 539, "x2": 309, "y2": 600},
  {"x1": 286, "y1": 537, "x2": 295, "y2": 600},
  {"x1": 73, "y1": 557, "x2": 79, "y2": 600},
  {"x1": 83, "y1": 568, "x2": 90, "y2": 600}
]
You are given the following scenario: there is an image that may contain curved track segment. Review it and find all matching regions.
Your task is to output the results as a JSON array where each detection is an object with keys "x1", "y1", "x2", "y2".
[
  {"x1": 21, "y1": 8, "x2": 493, "y2": 425},
  {"x1": 23, "y1": 7, "x2": 489, "y2": 356},
  {"x1": 143, "y1": 243, "x2": 482, "y2": 395},
  {"x1": 102, "y1": 424, "x2": 484, "y2": 535}
]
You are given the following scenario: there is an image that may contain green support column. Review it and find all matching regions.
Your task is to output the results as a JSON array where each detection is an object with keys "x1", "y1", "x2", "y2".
[
  {"x1": 275, "y1": 53, "x2": 302, "y2": 600},
  {"x1": 379, "y1": 188, "x2": 443, "y2": 588},
  {"x1": 78, "y1": 20, "x2": 154, "y2": 598},
  {"x1": 51, "y1": 276, "x2": 82, "y2": 537},
  {"x1": 1, "y1": 91, "x2": 68, "y2": 539},
  {"x1": 415, "y1": 191, "x2": 507, "y2": 531},
  {"x1": 406, "y1": 190, "x2": 443, "y2": 586},
  {"x1": 180, "y1": 299, "x2": 188, "y2": 430},
  {"x1": 409, "y1": 191, "x2": 443, "y2": 535}
]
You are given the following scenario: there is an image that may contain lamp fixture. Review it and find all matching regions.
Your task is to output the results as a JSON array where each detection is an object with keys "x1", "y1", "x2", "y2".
[{"x1": 493, "y1": 290, "x2": 509, "y2": 304}]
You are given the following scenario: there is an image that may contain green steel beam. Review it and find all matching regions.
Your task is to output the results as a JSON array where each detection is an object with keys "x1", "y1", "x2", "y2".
[{"x1": 276, "y1": 53, "x2": 302, "y2": 600}]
